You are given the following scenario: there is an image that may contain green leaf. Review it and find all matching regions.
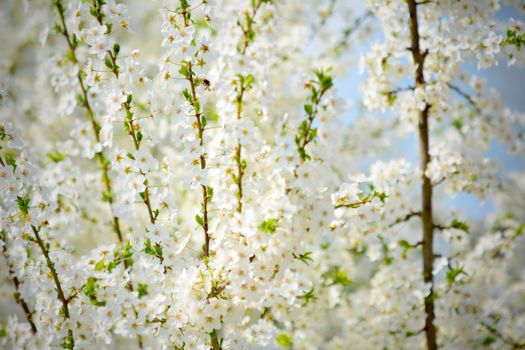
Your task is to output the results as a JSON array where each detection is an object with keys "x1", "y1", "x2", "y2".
[
  {"x1": 16, "y1": 196, "x2": 31, "y2": 214},
  {"x1": 276, "y1": 332, "x2": 293, "y2": 349},
  {"x1": 82, "y1": 277, "x2": 107, "y2": 307},
  {"x1": 154, "y1": 243, "x2": 163, "y2": 258},
  {"x1": 446, "y1": 266, "x2": 468, "y2": 286},
  {"x1": 94, "y1": 259, "x2": 106, "y2": 272},
  {"x1": 451, "y1": 219, "x2": 470, "y2": 233},
  {"x1": 387, "y1": 92, "x2": 397, "y2": 106},
  {"x1": 293, "y1": 251, "x2": 313, "y2": 265},
  {"x1": 206, "y1": 186, "x2": 214, "y2": 202},
  {"x1": 298, "y1": 120, "x2": 308, "y2": 134},
  {"x1": 298, "y1": 287, "x2": 317, "y2": 305},
  {"x1": 143, "y1": 238, "x2": 154, "y2": 255},
  {"x1": 113, "y1": 43, "x2": 120, "y2": 55},
  {"x1": 502, "y1": 29, "x2": 525, "y2": 50},
  {"x1": 398, "y1": 239, "x2": 419, "y2": 259},
  {"x1": 259, "y1": 218, "x2": 278, "y2": 234},
  {"x1": 482, "y1": 336, "x2": 496, "y2": 346},
  {"x1": 515, "y1": 223, "x2": 524, "y2": 237},
  {"x1": 452, "y1": 118, "x2": 463, "y2": 131},
  {"x1": 104, "y1": 57, "x2": 113, "y2": 70},
  {"x1": 0, "y1": 329, "x2": 7, "y2": 338},
  {"x1": 194, "y1": 100, "x2": 201, "y2": 113},
  {"x1": 243, "y1": 74, "x2": 255, "y2": 90},
  {"x1": 322, "y1": 265, "x2": 353, "y2": 286},
  {"x1": 180, "y1": 0, "x2": 190, "y2": 11},
  {"x1": 5, "y1": 153, "x2": 17, "y2": 170},
  {"x1": 138, "y1": 283, "x2": 148, "y2": 298},
  {"x1": 374, "y1": 191, "x2": 388, "y2": 203},
  {"x1": 195, "y1": 214, "x2": 204, "y2": 227},
  {"x1": 178, "y1": 64, "x2": 190, "y2": 78},
  {"x1": 60, "y1": 334, "x2": 74, "y2": 350},
  {"x1": 183, "y1": 88, "x2": 191, "y2": 101},
  {"x1": 142, "y1": 238, "x2": 164, "y2": 262},
  {"x1": 107, "y1": 260, "x2": 119, "y2": 273},
  {"x1": 309, "y1": 127, "x2": 318, "y2": 140},
  {"x1": 47, "y1": 150, "x2": 65, "y2": 163},
  {"x1": 101, "y1": 191, "x2": 112, "y2": 202}
]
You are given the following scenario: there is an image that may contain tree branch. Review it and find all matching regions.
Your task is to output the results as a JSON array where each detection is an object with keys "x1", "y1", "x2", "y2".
[{"x1": 407, "y1": 1, "x2": 437, "y2": 349}]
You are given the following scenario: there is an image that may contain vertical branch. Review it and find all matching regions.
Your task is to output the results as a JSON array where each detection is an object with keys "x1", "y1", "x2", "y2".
[
  {"x1": 55, "y1": 2, "x2": 144, "y2": 347},
  {"x1": 1, "y1": 231, "x2": 37, "y2": 334},
  {"x1": 234, "y1": 79, "x2": 246, "y2": 213},
  {"x1": 186, "y1": 61, "x2": 211, "y2": 257},
  {"x1": 233, "y1": 0, "x2": 268, "y2": 213},
  {"x1": 31, "y1": 225, "x2": 74, "y2": 349},
  {"x1": 53, "y1": 0, "x2": 124, "y2": 244},
  {"x1": 406, "y1": 1, "x2": 437, "y2": 349}
]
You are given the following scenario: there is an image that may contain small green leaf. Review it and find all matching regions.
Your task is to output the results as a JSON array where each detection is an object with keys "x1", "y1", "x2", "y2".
[
  {"x1": 183, "y1": 88, "x2": 191, "y2": 101},
  {"x1": 276, "y1": 332, "x2": 293, "y2": 349},
  {"x1": 298, "y1": 287, "x2": 317, "y2": 305},
  {"x1": 82, "y1": 277, "x2": 107, "y2": 307},
  {"x1": 60, "y1": 334, "x2": 74, "y2": 349},
  {"x1": 16, "y1": 196, "x2": 31, "y2": 214},
  {"x1": 259, "y1": 218, "x2": 278, "y2": 234},
  {"x1": 322, "y1": 265, "x2": 353, "y2": 286},
  {"x1": 138, "y1": 283, "x2": 148, "y2": 298},
  {"x1": 452, "y1": 118, "x2": 463, "y2": 131},
  {"x1": 104, "y1": 57, "x2": 113, "y2": 70},
  {"x1": 293, "y1": 251, "x2": 313, "y2": 265},
  {"x1": 5, "y1": 153, "x2": 17, "y2": 170},
  {"x1": 195, "y1": 214, "x2": 204, "y2": 227},
  {"x1": 451, "y1": 219, "x2": 470, "y2": 233},
  {"x1": 94, "y1": 259, "x2": 106, "y2": 272},
  {"x1": 101, "y1": 191, "x2": 112, "y2": 202},
  {"x1": 47, "y1": 150, "x2": 65, "y2": 163},
  {"x1": 482, "y1": 336, "x2": 496, "y2": 346},
  {"x1": 446, "y1": 266, "x2": 468, "y2": 286},
  {"x1": 178, "y1": 64, "x2": 190, "y2": 78},
  {"x1": 387, "y1": 92, "x2": 397, "y2": 106}
]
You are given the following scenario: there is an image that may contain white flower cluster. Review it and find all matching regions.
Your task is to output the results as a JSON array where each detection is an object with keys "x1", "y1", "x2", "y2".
[{"x1": 0, "y1": 0, "x2": 524, "y2": 349}]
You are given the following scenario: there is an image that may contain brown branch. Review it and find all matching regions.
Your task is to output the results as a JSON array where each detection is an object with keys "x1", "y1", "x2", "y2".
[
  {"x1": 389, "y1": 211, "x2": 422, "y2": 227},
  {"x1": 187, "y1": 62, "x2": 211, "y2": 257},
  {"x1": 334, "y1": 196, "x2": 373, "y2": 209},
  {"x1": 447, "y1": 83, "x2": 482, "y2": 114},
  {"x1": 55, "y1": 2, "x2": 144, "y2": 347},
  {"x1": 407, "y1": 1, "x2": 437, "y2": 349},
  {"x1": 234, "y1": 79, "x2": 246, "y2": 213},
  {"x1": 1, "y1": 233, "x2": 37, "y2": 334},
  {"x1": 31, "y1": 225, "x2": 74, "y2": 348},
  {"x1": 53, "y1": 1, "x2": 124, "y2": 244}
]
